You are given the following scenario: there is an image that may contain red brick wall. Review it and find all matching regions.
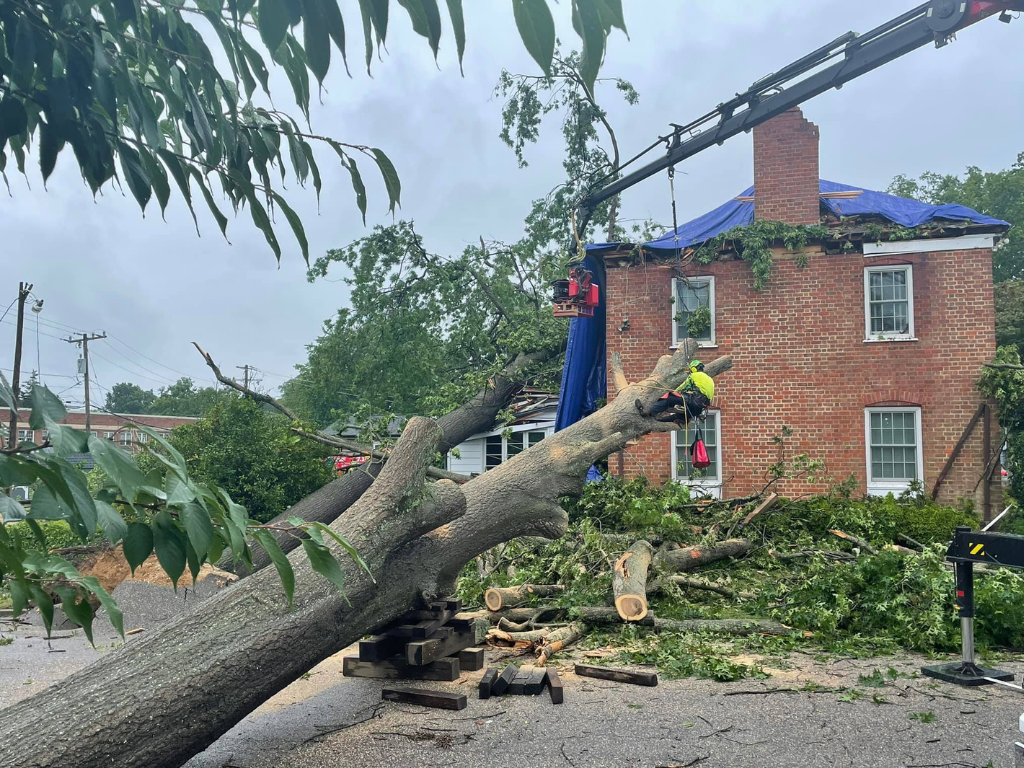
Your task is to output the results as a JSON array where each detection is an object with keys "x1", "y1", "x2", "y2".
[
  {"x1": 605, "y1": 246, "x2": 1002, "y2": 511},
  {"x1": 753, "y1": 108, "x2": 820, "y2": 225}
]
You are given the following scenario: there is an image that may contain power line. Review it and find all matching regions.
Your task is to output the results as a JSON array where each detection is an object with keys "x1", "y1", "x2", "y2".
[
  {"x1": 0, "y1": 366, "x2": 77, "y2": 379},
  {"x1": 0, "y1": 296, "x2": 16, "y2": 325},
  {"x1": 1, "y1": 318, "x2": 65, "y2": 342},
  {"x1": 105, "y1": 333, "x2": 207, "y2": 382},
  {"x1": 97, "y1": 340, "x2": 180, "y2": 387},
  {"x1": 88, "y1": 350, "x2": 175, "y2": 387}
]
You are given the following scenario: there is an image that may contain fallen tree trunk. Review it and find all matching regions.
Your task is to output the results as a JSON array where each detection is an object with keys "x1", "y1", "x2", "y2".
[
  {"x1": 484, "y1": 584, "x2": 565, "y2": 611},
  {"x1": 0, "y1": 339, "x2": 730, "y2": 768},
  {"x1": 653, "y1": 618, "x2": 791, "y2": 636},
  {"x1": 656, "y1": 539, "x2": 752, "y2": 572},
  {"x1": 218, "y1": 349, "x2": 555, "y2": 575},
  {"x1": 612, "y1": 540, "x2": 654, "y2": 621}
]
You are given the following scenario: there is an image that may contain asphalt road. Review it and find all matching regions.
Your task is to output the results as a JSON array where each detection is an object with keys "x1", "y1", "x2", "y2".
[{"x1": 3, "y1": 603, "x2": 1024, "y2": 768}]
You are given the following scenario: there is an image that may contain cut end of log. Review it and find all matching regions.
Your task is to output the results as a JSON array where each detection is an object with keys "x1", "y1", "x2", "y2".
[
  {"x1": 484, "y1": 589, "x2": 504, "y2": 612},
  {"x1": 614, "y1": 594, "x2": 649, "y2": 622}
]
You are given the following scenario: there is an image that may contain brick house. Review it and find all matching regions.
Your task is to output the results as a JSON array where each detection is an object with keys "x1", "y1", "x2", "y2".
[
  {"x1": 4, "y1": 408, "x2": 197, "y2": 456},
  {"x1": 598, "y1": 108, "x2": 1009, "y2": 517}
]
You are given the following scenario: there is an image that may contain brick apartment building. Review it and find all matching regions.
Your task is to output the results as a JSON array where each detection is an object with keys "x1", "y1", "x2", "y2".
[
  {"x1": 3, "y1": 409, "x2": 196, "y2": 456},
  {"x1": 599, "y1": 108, "x2": 1009, "y2": 517}
]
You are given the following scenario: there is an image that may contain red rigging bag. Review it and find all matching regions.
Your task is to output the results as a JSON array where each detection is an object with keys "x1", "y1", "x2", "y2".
[{"x1": 691, "y1": 427, "x2": 711, "y2": 469}]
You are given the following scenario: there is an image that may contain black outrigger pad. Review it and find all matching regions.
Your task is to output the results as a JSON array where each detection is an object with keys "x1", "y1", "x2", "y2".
[{"x1": 921, "y1": 662, "x2": 1014, "y2": 687}]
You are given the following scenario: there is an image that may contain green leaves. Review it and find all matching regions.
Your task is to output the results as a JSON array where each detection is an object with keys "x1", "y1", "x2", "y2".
[
  {"x1": 371, "y1": 149, "x2": 401, "y2": 214},
  {"x1": 258, "y1": 0, "x2": 291, "y2": 54},
  {"x1": 181, "y1": 502, "x2": 215, "y2": 561},
  {"x1": 572, "y1": 0, "x2": 605, "y2": 97},
  {"x1": 29, "y1": 383, "x2": 67, "y2": 429},
  {"x1": 88, "y1": 435, "x2": 147, "y2": 504},
  {"x1": 123, "y1": 522, "x2": 154, "y2": 575},
  {"x1": 0, "y1": 496, "x2": 27, "y2": 523},
  {"x1": 302, "y1": 0, "x2": 332, "y2": 84},
  {"x1": 444, "y1": 0, "x2": 466, "y2": 73},
  {"x1": 513, "y1": 0, "x2": 556, "y2": 76},
  {"x1": 253, "y1": 529, "x2": 295, "y2": 607},
  {"x1": 153, "y1": 512, "x2": 187, "y2": 589},
  {"x1": 301, "y1": 538, "x2": 349, "y2": 600},
  {"x1": 0, "y1": 97, "x2": 28, "y2": 146}
]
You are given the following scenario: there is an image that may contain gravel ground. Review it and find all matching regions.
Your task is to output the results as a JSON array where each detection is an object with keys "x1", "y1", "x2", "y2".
[{"x1": 3, "y1": 595, "x2": 1024, "y2": 768}]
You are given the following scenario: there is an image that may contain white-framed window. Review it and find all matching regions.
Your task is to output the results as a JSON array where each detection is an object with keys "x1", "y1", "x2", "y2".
[
  {"x1": 119, "y1": 430, "x2": 132, "y2": 446},
  {"x1": 17, "y1": 429, "x2": 33, "y2": 444},
  {"x1": 672, "y1": 277, "x2": 716, "y2": 347},
  {"x1": 40, "y1": 429, "x2": 49, "y2": 441},
  {"x1": 864, "y1": 407, "x2": 923, "y2": 495},
  {"x1": 103, "y1": 431, "x2": 115, "y2": 440},
  {"x1": 89, "y1": 430, "x2": 98, "y2": 438},
  {"x1": 137, "y1": 431, "x2": 149, "y2": 444},
  {"x1": 671, "y1": 412, "x2": 722, "y2": 499},
  {"x1": 483, "y1": 428, "x2": 551, "y2": 472},
  {"x1": 864, "y1": 266, "x2": 914, "y2": 340}
]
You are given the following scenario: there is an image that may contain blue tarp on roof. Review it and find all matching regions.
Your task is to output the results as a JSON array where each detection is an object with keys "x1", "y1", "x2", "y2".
[{"x1": 587, "y1": 179, "x2": 1008, "y2": 254}]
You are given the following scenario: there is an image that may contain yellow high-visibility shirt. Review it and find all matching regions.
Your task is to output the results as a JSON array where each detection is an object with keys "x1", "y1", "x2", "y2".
[{"x1": 678, "y1": 371, "x2": 714, "y2": 400}]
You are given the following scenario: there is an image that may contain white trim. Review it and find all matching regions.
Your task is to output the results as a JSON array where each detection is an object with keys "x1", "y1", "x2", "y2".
[
  {"x1": 863, "y1": 234, "x2": 995, "y2": 257},
  {"x1": 864, "y1": 406, "x2": 924, "y2": 496},
  {"x1": 671, "y1": 276, "x2": 716, "y2": 348},
  {"x1": 481, "y1": 427, "x2": 554, "y2": 471},
  {"x1": 478, "y1": 420, "x2": 556, "y2": 439},
  {"x1": 670, "y1": 412, "x2": 722, "y2": 499},
  {"x1": 864, "y1": 265, "x2": 915, "y2": 341}
]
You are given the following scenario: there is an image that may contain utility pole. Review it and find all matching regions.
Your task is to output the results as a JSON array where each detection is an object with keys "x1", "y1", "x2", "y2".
[
  {"x1": 7, "y1": 282, "x2": 32, "y2": 449},
  {"x1": 236, "y1": 364, "x2": 250, "y2": 390},
  {"x1": 64, "y1": 332, "x2": 107, "y2": 434}
]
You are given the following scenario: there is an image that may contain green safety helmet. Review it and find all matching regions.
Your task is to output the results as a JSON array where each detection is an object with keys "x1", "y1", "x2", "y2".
[{"x1": 689, "y1": 360, "x2": 704, "y2": 372}]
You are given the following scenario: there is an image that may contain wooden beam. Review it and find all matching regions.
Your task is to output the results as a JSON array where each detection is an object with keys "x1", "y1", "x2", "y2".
[
  {"x1": 405, "y1": 628, "x2": 474, "y2": 666},
  {"x1": 546, "y1": 668, "x2": 564, "y2": 704},
  {"x1": 932, "y1": 403, "x2": 986, "y2": 500},
  {"x1": 458, "y1": 647, "x2": 486, "y2": 671},
  {"x1": 381, "y1": 687, "x2": 467, "y2": 711},
  {"x1": 342, "y1": 656, "x2": 461, "y2": 681},
  {"x1": 492, "y1": 664, "x2": 517, "y2": 696},
  {"x1": 574, "y1": 664, "x2": 658, "y2": 687},
  {"x1": 479, "y1": 668, "x2": 499, "y2": 699}
]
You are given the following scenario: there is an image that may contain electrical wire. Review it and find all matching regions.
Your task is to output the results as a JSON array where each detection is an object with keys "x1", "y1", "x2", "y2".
[
  {"x1": 0, "y1": 318, "x2": 65, "y2": 342},
  {"x1": 0, "y1": 296, "x2": 16, "y2": 325},
  {"x1": 105, "y1": 333, "x2": 209, "y2": 382},
  {"x1": 97, "y1": 340, "x2": 181, "y2": 386},
  {"x1": 88, "y1": 350, "x2": 178, "y2": 387}
]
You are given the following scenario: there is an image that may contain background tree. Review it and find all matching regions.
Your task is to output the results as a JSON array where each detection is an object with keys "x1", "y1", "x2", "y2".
[
  {"x1": 889, "y1": 153, "x2": 1023, "y2": 282},
  {"x1": 0, "y1": 0, "x2": 625, "y2": 259},
  {"x1": 148, "y1": 376, "x2": 228, "y2": 417},
  {"x1": 283, "y1": 51, "x2": 638, "y2": 426},
  {"x1": 103, "y1": 382, "x2": 155, "y2": 414},
  {"x1": 160, "y1": 396, "x2": 333, "y2": 522}
]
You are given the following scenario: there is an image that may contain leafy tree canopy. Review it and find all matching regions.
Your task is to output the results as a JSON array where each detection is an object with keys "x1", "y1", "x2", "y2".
[
  {"x1": 995, "y1": 279, "x2": 1024, "y2": 359},
  {"x1": 151, "y1": 395, "x2": 334, "y2": 522},
  {"x1": 889, "y1": 153, "x2": 1024, "y2": 282},
  {"x1": 0, "y1": 0, "x2": 626, "y2": 259},
  {"x1": 104, "y1": 381, "x2": 156, "y2": 414},
  {"x1": 283, "y1": 53, "x2": 637, "y2": 427},
  {"x1": 149, "y1": 376, "x2": 229, "y2": 416}
]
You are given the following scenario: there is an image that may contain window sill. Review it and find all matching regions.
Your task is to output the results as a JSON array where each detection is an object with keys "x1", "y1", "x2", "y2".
[
  {"x1": 670, "y1": 343, "x2": 718, "y2": 350},
  {"x1": 863, "y1": 337, "x2": 918, "y2": 344},
  {"x1": 866, "y1": 485, "x2": 912, "y2": 497}
]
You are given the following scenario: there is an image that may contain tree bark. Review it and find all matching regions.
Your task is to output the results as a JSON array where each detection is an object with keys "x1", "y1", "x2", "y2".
[
  {"x1": 612, "y1": 540, "x2": 654, "y2": 621},
  {"x1": 484, "y1": 584, "x2": 565, "y2": 611},
  {"x1": 536, "y1": 622, "x2": 584, "y2": 666},
  {"x1": 656, "y1": 539, "x2": 752, "y2": 572},
  {"x1": 0, "y1": 339, "x2": 731, "y2": 768},
  {"x1": 656, "y1": 574, "x2": 756, "y2": 600},
  {"x1": 220, "y1": 349, "x2": 554, "y2": 575}
]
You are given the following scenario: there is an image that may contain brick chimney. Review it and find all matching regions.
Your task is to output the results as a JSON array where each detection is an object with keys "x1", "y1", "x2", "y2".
[{"x1": 752, "y1": 107, "x2": 821, "y2": 225}]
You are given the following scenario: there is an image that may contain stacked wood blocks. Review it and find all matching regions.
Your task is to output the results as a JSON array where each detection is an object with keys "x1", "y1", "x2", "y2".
[
  {"x1": 479, "y1": 664, "x2": 563, "y2": 704},
  {"x1": 343, "y1": 598, "x2": 486, "y2": 681}
]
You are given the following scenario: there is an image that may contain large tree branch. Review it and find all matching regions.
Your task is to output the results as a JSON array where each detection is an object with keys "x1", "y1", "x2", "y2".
[{"x1": 192, "y1": 342, "x2": 299, "y2": 420}]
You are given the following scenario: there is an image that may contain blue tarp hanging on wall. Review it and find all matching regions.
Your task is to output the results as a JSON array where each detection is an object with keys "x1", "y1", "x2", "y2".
[{"x1": 553, "y1": 253, "x2": 606, "y2": 483}]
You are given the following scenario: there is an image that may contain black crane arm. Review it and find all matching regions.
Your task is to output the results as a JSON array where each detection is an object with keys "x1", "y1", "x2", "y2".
[{"x1": 578, "y1": 0, "x2": 1023, "y2": 229}]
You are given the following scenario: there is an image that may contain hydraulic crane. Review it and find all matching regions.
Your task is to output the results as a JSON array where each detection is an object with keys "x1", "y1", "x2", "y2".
[{"x1": 573, "y1": 0, "x2": 1023, "y2": 240}]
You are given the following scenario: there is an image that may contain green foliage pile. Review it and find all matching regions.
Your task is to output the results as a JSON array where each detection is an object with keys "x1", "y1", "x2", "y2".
[{"x1": 463, "y1": 477, "x2": 1024, "y2": 678}]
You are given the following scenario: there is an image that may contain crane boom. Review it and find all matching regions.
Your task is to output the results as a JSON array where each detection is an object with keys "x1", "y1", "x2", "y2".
[{"x1": 578, "y1": 0, "x2": 1022, "y2": 229}]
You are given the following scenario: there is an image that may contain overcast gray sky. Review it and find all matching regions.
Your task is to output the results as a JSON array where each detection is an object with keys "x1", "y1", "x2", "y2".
[{"x1": 3, "y1": 0, "x2": 1022, "y2": 407}]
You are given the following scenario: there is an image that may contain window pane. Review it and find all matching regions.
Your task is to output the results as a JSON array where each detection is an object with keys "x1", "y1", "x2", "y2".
[
  {"x1": 867, "y1": 269, "x2": 910, "y2": 336},
  {"x1": 527, "y1": 431, "x2": 547, "y2": 447},
  {"x1": 506, "y1": 432, "x2": 524, "y2": 458},
  {"x1": 485, "y1": 436, "x2": 502, "y2": 470},
  {"x1": 675, "y1": 280, "x2": 712, "y2": 342},
  {"x1": 868, "y1": 410, "x2": 918, "y2": 481}
]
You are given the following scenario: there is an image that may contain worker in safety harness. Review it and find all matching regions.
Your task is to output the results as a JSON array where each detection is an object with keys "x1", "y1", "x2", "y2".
[{"x1": 636, "y1": 360, "x2": 714, "y2": 424}]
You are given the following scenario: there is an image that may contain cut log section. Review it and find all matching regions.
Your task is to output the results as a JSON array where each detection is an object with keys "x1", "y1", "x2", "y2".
[
  {"x1": 656, "y1": 539, "x2": 752, "y2": 572},
  {"x1": 343, "y1": 656, "x2": 461, "y2": 682},
  {"x1": 381, "y1": 687, "x2": 467, "y2": 711},
  {"x1": 484, "y1": 584, "x2": 566, "y2": 611},
  {"x1": 535, "y1": 622, "x2": 584, "y2": 666},
  {"x1": 574, "y1": 664, "x2": 658, "y2": 687},
  {"x1": 612, "y1": 540, "x2": 654, "y2": 621}
]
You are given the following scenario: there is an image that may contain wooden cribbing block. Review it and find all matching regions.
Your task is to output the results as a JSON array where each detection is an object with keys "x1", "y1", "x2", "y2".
[
  {"x1": 384, "y1": 609, "x2": 455, "y2": 639},
  {"x1": 574, "y1": 664, "x2": 658, "y2": 687},
  {"x1": 492, "y1": 664, "x2": 517, "y2": 696},
  {"x1": 509, "y1": 668, "x2": 532, "y2": 695},
  {"x1": 525, "y1": 667, "x2": 547, "y2": 695},
  {"x1": 479, "y1": 668, "x2": 499, "y2": 699},
  {"x1": 343, "y1": 656, "x2": 461, "y2": 682},
  {"x1": 458, "y1": 647, "x2": 486, "y2": 671},
  {"x1": 381, "y1": 687, "x2": 467, "y2": 711},
  {"x1": 405, "y1": 629, "x2": 474, "y2": 666},
  {"x1": 546, "y1": 669, "x2": 564, "y2": 704},
  {"x1": 358, "y1": 634, "x2": 406, "y2": 662}
]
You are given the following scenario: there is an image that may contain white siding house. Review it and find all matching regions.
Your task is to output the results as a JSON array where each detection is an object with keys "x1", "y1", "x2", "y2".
[{"x1": 446, "y1": 393, "x2": 557, "y2": 477}]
